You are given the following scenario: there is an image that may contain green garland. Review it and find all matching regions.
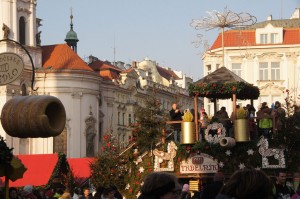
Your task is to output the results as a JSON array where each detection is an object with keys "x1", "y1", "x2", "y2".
[{"x1": 188, "y1": 82, "x2": 260, "y2": 100}]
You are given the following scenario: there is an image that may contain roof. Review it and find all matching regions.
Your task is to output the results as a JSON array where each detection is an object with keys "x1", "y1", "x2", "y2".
[
  {"x1": 0, "y1": 154, "x2": 93, "y2": 187},
  {"x1": 42, "y1": 44, "x2": 93, "y2": 71},
  {"x1": 243, "y1": 18, "x2": 300, "y2": 29},
  {"x1": 190, "y1": 67, "x2": 260, "y2": 100},
  {"x1": 89, "y1": 60, "x2": 122, "y2": 80},
  {"x1": 195, "y1": 66, "x2": 247, "y2": 84},
  {"x1": 210, "y1": 21, "x2": 300, "y2": 50},
  {"x1": 156, "y1": 65, "x2": 180, "y2": 81}
]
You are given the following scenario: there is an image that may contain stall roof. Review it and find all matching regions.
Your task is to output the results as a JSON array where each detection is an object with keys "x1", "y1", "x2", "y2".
[{"x1": 0, "y1": 154, "x2": 93, "y2": 187}]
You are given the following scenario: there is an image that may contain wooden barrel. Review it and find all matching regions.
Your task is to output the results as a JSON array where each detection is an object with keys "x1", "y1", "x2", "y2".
[{"x1": 1, "y1": 96, "x2": 66, "y2": 138}]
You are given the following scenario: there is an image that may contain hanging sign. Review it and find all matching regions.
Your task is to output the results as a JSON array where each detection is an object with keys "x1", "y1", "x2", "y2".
[
  {"x1": 0, "y1": 52, "x2": 24, "y2": 85},
  {"x1": 180, "y1": 153, "x2": 218, "y2": 174}
]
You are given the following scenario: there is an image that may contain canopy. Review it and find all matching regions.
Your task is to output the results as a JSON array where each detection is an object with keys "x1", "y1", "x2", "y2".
[
  {"x1": 0, "y1": 154, "x2": 93, "y2": 187},
  {"x1": 189, "y1": 67, "x2": 260, "y2": 100}
]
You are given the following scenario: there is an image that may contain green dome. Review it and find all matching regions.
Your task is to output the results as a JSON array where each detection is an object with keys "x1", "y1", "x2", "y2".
[{"x1": 65, "y1": 29, "x2": 79, "y2": 42}]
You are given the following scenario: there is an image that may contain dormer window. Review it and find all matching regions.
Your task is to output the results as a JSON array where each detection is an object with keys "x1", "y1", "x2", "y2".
[
  {"x1": 270, "y1": 33, "x2": 278, "y2": 44},
  {"x1": 260, "y1": 34, "x2": 268, "y2": 44},
  {"x1": 256, "y1": 24, "x2": 283, "y2": 44}
]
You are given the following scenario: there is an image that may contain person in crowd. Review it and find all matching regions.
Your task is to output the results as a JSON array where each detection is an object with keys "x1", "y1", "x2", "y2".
[
  {"x1": 101, "y1": 187, "x2": 117, "y2": 199},
  {"x1": 214, "y1": 107, "x2": 232, "y2": 136},
  {"x1": 200, "y1": 111, "x2": 210, "y2": 141},
  {"x1": 259, "y1": 106, "x2": 273, "y2": 140},
  {"x1": 9, "y1": 187, "x2": 21, "y2": 199},
  {"x1": 271, "y1": 101, "x2": 286, "y2": 133},
  {"x1": 59, "y1": 192, "x2": 71, "y2": 199},
  {"x1": 138, "y1": 171, "x2": 181, "y2": 199},
  {"x1": 45, "y1": 189, "x2": 55, "y2": 199},
  {"x1": 293, "y1": 105, "x2": 300, "y2": 129},
  {"x1": 169, "y1": 103, "x2": 183, "y2": 142},
  {"x1": 291, "y1": 184, "x2": 300, "y2": 199},
  {"x1": 22, "y1": 185, "x2": 37, "y2": 199},
  {"x1": 200, "y1": 172, "x2": 224, "y2": 199},
  {"x1": 93, "y1": 187, "x2": 104, "y2": 199},
  {"x1": 180, "y1": 184, "x2": 191, "y2": 199},
  {"x1": 215, "y1": 168, "x2": 273, "y2": 199},
  {"x1": 273, "y1": 170, "x2": 295, "y2": 199},
  {"x1": 79, "y1": 188, "x2": 93, "y2": 199}
]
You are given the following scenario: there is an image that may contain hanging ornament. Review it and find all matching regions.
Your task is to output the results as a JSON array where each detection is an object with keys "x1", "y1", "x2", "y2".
[
  {"x1": 139, "y1": 166, "x2": 145, "y2": 173},
  {"x1": 219, "y1": 161, "x2": 224, "y2": 168},
  {"x1": 125, "y1": 184, "x2": 130, "y2": 190},
  {"x1": 238, "y1": 163, "x2": 245, "y2": 169},
  {"x1": 136, "y1": 191, "x2": 141, "y2": 198},
  {"x1": 247, "y1": 149, "x2": 254, "y2": 155},
  {"x1": 257, "y1": 137, "x2": 285, "y2": 168},
  {"x1": 225, "y1": 150, "x2": 232, "y2": 156},
  {"x1": 133, "y1": 148, "x2": 139, "y2": 157}
]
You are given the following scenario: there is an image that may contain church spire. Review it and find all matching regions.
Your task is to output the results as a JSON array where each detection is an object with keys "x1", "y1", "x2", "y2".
[{"x1": 65, "y1": 8, "x2": 79, "y2": 53}]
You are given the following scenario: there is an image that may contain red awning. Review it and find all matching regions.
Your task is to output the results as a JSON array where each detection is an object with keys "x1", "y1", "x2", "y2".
[
  {"x1": 0, "y1": 154, "x2": 94, "y2": 187},
  {"x1": 67, "y1": 158, "x2": 94, "y2": 184}
]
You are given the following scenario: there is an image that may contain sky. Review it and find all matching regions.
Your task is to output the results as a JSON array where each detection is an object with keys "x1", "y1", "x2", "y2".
[{"x1": 37, "y1": 0, "x2": 299, "y2": 81}]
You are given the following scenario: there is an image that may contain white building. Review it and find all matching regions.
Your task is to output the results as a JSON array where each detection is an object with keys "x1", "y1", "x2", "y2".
[
  {"x1": 202, "y1": 8, "x2": 300, "y2": 115},
  {"x1": 0, "y1": 0, "x2": 198, "y2": 157}
]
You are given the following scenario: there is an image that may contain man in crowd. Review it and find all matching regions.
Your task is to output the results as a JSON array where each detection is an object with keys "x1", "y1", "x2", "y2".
[
  {"x1": 273, "y1": 170, "x2": 294, "y2": 199},
  {"x1": 169, "y1": 103, "x2": 183, "y2": 142}
]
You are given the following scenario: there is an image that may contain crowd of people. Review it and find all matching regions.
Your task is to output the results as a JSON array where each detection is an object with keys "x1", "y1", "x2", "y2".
[
  {"x1": 0, "y1": 185, "x2": 121, "y2": 199},
  {"x1": 169, "y1": 100, "x2": 293, "y2": 142},
  {"x1": 1, "y1": 169, "x2": 299, "y2": 199},
  {"x1": 138, "y1": 169, "x2": 298, "y2": 199}
]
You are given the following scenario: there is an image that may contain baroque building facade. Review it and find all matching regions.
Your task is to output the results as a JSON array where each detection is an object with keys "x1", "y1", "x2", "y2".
[
  {"x1": 202, "y1": 8, "x2": 300, "y2": 116},
  {"x1": 0, "y1": 0, "x2": 198, "y2": 157}
]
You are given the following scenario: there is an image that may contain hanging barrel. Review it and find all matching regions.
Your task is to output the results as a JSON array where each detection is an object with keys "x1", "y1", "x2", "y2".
[{"x1": 1, "y1": 96, "x2": 66, "y2": 138}]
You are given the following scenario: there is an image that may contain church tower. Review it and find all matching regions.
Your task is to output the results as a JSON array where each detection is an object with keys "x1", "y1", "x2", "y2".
[{"x1": 64, "y1": 11, "x2": 79, "y2": 53}]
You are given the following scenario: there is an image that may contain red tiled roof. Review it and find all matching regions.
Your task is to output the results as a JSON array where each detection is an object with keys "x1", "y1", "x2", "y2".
[
  {"x1": 89, "y1": 60, "x2": 122, "y2": 80},
  {"x1": 42, "y1": 44, "x2": 93, "y2": 71},
  {"x1": 156, "y1": 65, "x2": 180, "y2": 81},
  {"x1": 210, "y1": 28, "x2": 300, "y2": 50}
]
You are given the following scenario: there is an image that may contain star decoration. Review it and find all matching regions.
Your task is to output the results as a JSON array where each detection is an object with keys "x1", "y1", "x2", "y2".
[
  {"x1": 136, "y1": 191, "x2": 141, "y2": 198},
  {"x1": 238, "y1": 163, "x2": 245, "y2": 169},
  {"x1": 141, "y1": 181, "x2": 144, "y2": 186},
  {"x1": 125, "y1": 184, "x2": 130, "y2": 190},
  {"x1": 139, "y1": 166, "x2": 145, "y2": 173},
  {"x1": 219, "y1": 161, "x2": 224, "y2": 168},
  {"x1": 225, "y1": 150, "x2": 231, "y2": 156},
  {"x1": 247, "y1": 149, "x2": 254, "y2": 155}
]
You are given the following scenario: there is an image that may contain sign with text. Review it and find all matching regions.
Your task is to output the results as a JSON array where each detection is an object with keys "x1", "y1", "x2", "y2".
[
  {"x1": 180, "y1": 153, "x2": 218, "y2": 174},
  {"x1": 0, "y1": 53, "x2": 24, "y2": 85}
]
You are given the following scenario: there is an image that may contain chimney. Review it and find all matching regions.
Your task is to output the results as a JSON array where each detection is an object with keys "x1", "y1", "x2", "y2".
[
  {"x1": 267, "y1": 15, "x2": 272, "y2": 21},
  {"x1": 290, "y1": 8, "x2": 300, "y2": 19}
]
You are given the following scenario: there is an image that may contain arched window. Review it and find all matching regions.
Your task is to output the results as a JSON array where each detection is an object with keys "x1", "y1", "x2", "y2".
[
  {"x1": 21, "y1": 84, "x2": 27, "y2": 96},
  {"x1": 19, "y1": 17, "x2": 26, "y2": 45}
]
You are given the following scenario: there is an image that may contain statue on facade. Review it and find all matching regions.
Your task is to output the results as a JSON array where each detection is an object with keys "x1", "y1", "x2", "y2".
[
  {"x1": 2, "y1": 23, "x2": 10, "y2": 39},
  {"x1": 36, "y1": 31, "x2": 42, "y2": 46}
]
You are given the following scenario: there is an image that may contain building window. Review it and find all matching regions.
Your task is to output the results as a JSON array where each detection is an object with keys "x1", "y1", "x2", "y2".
[
  {"x1": 232, "y1": 63, "x2": 242, "y2": 77},
  {"x1": 271, "y1": 62, "x2": 280, "y2": 80},
  {"x1": 216, "y1": 64, "x2": 220, "y2": 70},
  {"x1": 270, "y1": 33, "x2": 278, "y2": 44},
  {"x1": 260, "y1": 34, "x2": 268, "y2": 44},
  {"x1": 128, "y1": 114, "x2": 132, "y2": 125},
  {"x1": 19, "y1": 17, "x2": 26, "y2": 45},
  {"x1": 122, "y1": 113, "x2": 125, "y2": 125},
  {"x1": 118, "y1": 112, "x2": 120, "y2": 125},
  {"x1": 207, "y1": 65, "x2": 211, "y2": 74},
  {"x1": 259, "y1": 62, "x2": 268, "y2": 80}
]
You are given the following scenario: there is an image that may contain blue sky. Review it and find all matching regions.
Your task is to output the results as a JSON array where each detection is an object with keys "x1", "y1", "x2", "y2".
[{"x1": 37, "y1": 0, "x2": 299, "y2": 80}]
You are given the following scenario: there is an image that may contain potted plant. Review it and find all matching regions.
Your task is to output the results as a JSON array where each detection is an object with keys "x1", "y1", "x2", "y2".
[
  {"x1": 181, "y1": 109, "x2": 195, "y2": 144},
  {"x1": 234, "y1": 108, "x2": 250, "y2": 142}
]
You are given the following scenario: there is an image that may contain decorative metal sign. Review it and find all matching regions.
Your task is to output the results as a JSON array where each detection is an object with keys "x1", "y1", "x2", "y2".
[
  {"x1": 180, "y1": 153, "x2": 218, "y2": 174},
  {"x1": 0, "y1": 52, "x2": 24, "y2": 85}
]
